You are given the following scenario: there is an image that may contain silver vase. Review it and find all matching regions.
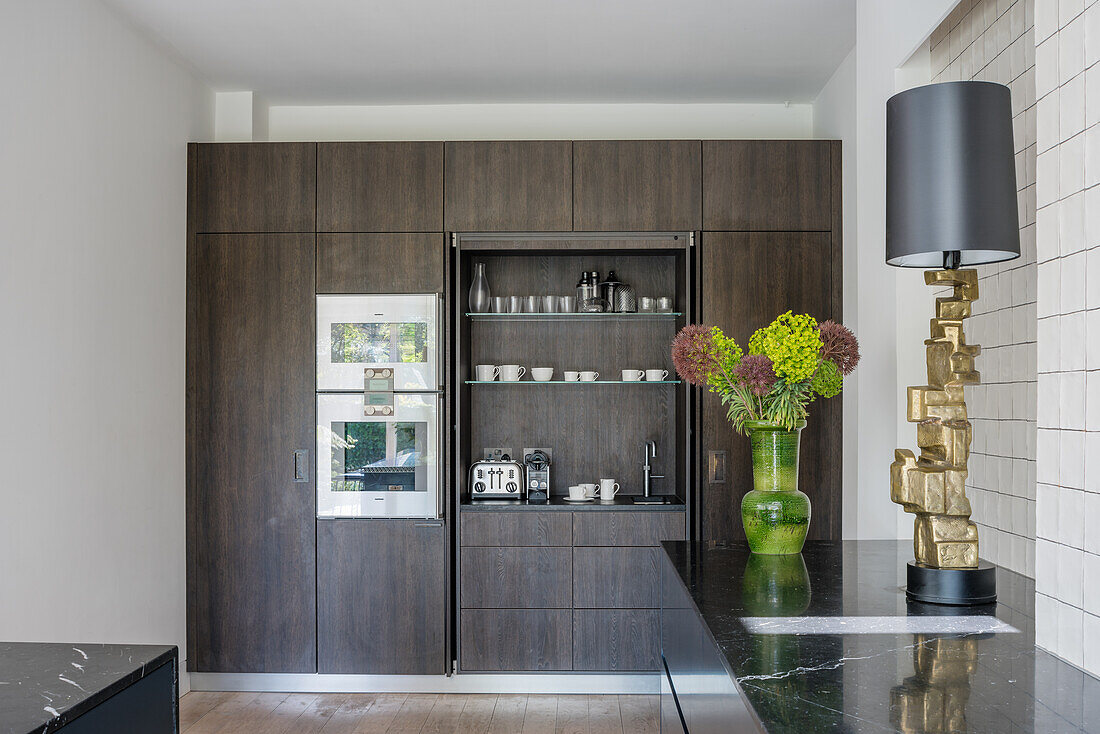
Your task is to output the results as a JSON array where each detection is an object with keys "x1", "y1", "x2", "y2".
[{"x1": 469, "y1": 262, "x2": 491, "y2": 313}]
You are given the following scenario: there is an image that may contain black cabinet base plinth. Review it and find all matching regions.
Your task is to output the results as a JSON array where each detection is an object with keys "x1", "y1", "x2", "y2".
[{"x1": 905, "y1": 559, "x2": 997, "y2": 605}]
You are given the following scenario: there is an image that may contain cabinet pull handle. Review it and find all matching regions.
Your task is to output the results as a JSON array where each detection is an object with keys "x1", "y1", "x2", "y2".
[
  {"x1": 414, "y1": 521, "x2": 443, "y2": 527},
  {"x1": 293, "y1": 449, "x2": 309, "y2": 483}
]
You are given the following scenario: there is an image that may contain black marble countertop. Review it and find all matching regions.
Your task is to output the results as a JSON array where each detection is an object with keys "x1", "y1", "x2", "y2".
[
  {"x1": 0, "y1": 642, "x2": 176, "y2": 734},
  {"x1": 461, "y1": 495, "x2": 684, "y2": 510},
  {"x1": 662, "y1": 540, "x2": 1100, "y2": 733}
]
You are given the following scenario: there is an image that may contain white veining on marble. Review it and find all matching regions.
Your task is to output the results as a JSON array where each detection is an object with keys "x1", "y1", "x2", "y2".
[
  {"x1": 57, "y1": 674, "x2": 86, "y2": 692},
  {"x1": 740, "y1": 615, "x2": 1018, "y2": 635},
  {"x1": 43, "y1": 706, "x2": 59, "y2": 717},
  {"x1": 71, "y1": 662, "x2": 84, "y2": 672},
  {"x1": 72, "y1": 647, "x2": 87, "y2": 660}
]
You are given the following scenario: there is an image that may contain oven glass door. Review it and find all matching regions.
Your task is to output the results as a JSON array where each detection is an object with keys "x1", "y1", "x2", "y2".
[
  {"x1": 317, "y1": 392, "x2": 441, "y2": 518},
  {"x1": 317, "y1": 294, "x2": 439, "y2": 391}
]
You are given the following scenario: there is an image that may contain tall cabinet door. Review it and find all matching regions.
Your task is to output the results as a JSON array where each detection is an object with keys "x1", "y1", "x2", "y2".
[
  {"x1": 699, "y1": 232, "x2": 841, "y2": 542},
  {"x1": 572, "y1": 140, "x2": 701, "y2": 231},
  {"x1": 186, "y1": 233, "x2": 317, "y2": 672},
  {"x1": 318, "y1": 519, "x2": 447, "y2": 674}
]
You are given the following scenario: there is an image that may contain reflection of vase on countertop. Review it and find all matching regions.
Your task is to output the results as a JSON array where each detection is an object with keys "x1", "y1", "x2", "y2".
[
  {"x1": 741, "y1": 419, "x2": 811, "y2": 555},
  {"x1": 469, "y1": 262, "x2": 491, "y2": 313},
  {"x1": 741, "y1": 552, "x2": 811, "y2": 617}
]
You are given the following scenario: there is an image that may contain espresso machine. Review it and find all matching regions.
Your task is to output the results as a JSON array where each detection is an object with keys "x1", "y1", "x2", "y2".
[{"x1": 523, "y1": 449, "x2": 551, "y2": 504}]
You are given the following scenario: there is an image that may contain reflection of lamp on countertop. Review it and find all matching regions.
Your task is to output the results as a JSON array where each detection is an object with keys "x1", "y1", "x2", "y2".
[{"x1": 887, "y1": 81, "x2": 1020, "y2": 605}]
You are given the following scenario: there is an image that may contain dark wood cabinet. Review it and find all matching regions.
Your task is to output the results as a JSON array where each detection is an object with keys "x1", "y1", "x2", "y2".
[
  {"x1": 317, "y1": 142, "x2": 443, "y2": 232},
  {"x1": 317, "y1": 233, "x2": 444, "y2": 293},
  {"x1": 573, "y1": 610, "x2": 660, "y2": 671},
  {"x1": 699, "y1": 232, "x2": 841, "y2": 542},
  {"x1": 460, "y1": 512, "x2": 572, "y2": 546},
  {"x1": 186, "y1": 233, "x2": 316, "y2": 673},
  {"x1": 317, "y1": 519, "x2": 446, "y2": 674},
  {"x1": 572, "y1": 510, "x2": 685, "y2": 546},
  {"x1": 572, "y1": 141, "x2": 701, "y2": 231},
  {"x1": 187, "y1": 143, "x2": 316, "y2": 233},
  {"x1": 444, "y1": 141, "x2": 573, "y2": 231},
  {"x1": 460, "y1": 610, "x2": 572, "y2": 671},
  {"x1": 702, "y1": 140, "x2": 835, "y2": 231},
  {"x1": 460, "y1": 547, "x2": 572, "y2": 608},
  {"x1": 573, "y1": 547, "x2": 660, "y2": 608}
]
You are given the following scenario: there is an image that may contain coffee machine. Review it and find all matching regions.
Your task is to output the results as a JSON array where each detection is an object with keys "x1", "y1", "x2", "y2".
[{"x1": 523, "y1": 449, "x2": 551, "y2": 504}]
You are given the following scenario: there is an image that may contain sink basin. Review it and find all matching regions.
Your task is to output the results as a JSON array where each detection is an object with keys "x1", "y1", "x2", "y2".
[{"x1": 632, "y1": 495, "x2": 678, "y2": 505}]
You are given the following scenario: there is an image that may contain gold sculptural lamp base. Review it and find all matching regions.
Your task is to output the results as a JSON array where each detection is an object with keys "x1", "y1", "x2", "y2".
[{"x1": 891, "y1": 269, "x2": 981, "y2": 570}]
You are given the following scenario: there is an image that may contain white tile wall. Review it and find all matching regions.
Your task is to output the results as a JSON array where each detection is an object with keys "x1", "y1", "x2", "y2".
[
  {"x1": 1032, "y1": 0, "x2": 1100, "y2": 678},
  {"x1": 931, "y1": 0, "x2": 1037, "y2": 579}
]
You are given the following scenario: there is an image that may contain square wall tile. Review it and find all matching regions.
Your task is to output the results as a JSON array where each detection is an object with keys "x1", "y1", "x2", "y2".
[
  {"x1": 1058, "y1": 14, "x2": 1085, "y2": 85},
  {"x1": 1087, "y1": 2, "x2": 1100, "y2": 67},
  {"x1": 1087, "y1": 309, "x2": 1100, "y2": 369},
  {"x1": 1060, "y1": 312, "x2": 1086, "y2": 371},
  {"x1": 1059, "y1": 193, "x2": 1085, "y2": 256},
  {"x1": 1037, "y1": 427, "x2": 1061, "y2": 484},
  {"x1": 1087, "y1": 371, "x2": 1100, "y2": 431},
  {"x1": 1038, "y1": 482, "x2": 1059, "y2": 538},
  {"x1": 1060, "y1": 371, "x2": 1086, "y2": 429},
  {"x1": 1085, "y1": 555, "x2": 1100, "y2": 615},
  {"x1": 1060, "y1": 133, "x2": 1085, "y2": 196},
  {"x1": 1059, "y1": 73, "x2": 1085, "y2": 140},
  {"x1": 1040, "y1": 372, "x2": 1061, "y2": 427},
  {"x1": 1087, "y1": 65, "x2": 1100, "y2": 128},
  {"x1": 1061, "y1": 429, "x2": 1086, "y2": 490},
  {"x1": 1058, "y1": 542, "x2": 1084, "y2": 605},
  {"x1": 1057, "y1": 600, "x2": 1085, "y2": 668},
  {"x1": 1036, "y1": 592, "x2": 1057, "y2": 650},
  {"x1": 1085, "y1": 432, "x2": 1100, "y2": 492},
  {"x1": 1085, "y1": 612, "x2": 1100, "y2": 674},
  {"x1": 1085, "y1": 493, "x2": 1100, "y2": 554},
  {"x1": 1088, "y1": 251, "x2": 1100, "y2": 310}
]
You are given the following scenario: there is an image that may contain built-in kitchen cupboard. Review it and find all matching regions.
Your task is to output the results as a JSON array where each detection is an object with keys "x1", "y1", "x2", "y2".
[{"x1": 186, "y1": 137, "x2": 842, "y2": 677}]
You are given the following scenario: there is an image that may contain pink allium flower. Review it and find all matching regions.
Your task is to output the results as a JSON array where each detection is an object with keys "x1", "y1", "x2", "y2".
[
  {"x1": 818, "y1": 320, "x2": 860, "y2": 376},
  {"x1": 733, "y1": 354, "x2": 777, "y2": 396},
  {"x1": 671, "y1": 325, "x2": 720, "y2": 386}
]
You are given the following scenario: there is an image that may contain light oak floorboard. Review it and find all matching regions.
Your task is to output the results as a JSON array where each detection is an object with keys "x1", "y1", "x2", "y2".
[
  {"x1": 486, "y1": 694, "x2": 529, "y2": 734},
  {"x1": 521, "y1": 695, "x2": 558, "y2": 734},
  {"x1": 180, "y1": 692, "x2": 233, "y2": 731},
  {"x1": 182, "y1": 693, "x2": 653, "y2": 734},
  {"x1": 554, "y1": 695, "x2": 590, "y2": 734},
  {"x1": 617, "y1": 695, "x2": 658, "y2": 734}
]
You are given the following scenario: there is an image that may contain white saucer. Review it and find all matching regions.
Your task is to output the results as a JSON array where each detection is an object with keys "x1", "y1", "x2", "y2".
[{"x1": 563, "y1": 497, "x2": 595, "y2": 503}]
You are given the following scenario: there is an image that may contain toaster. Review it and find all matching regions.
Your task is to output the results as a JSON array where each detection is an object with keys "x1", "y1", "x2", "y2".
[{"x1": 469, "y1": 458, "x2": 525, "y2": 500}]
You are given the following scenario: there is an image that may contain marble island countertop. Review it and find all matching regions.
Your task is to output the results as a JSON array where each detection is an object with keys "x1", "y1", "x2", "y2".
[
  {"x1": 661, "y1": 540, "x2": 1099, "y2": 733},
  {"x1": 0, "y1": 642, "x2": 176, "y2": 734}
]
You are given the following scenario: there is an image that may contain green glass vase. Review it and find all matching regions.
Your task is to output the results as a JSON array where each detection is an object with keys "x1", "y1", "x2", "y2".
[{"x1": 741, "y1": 419, "x2": 810, "y2": 554}]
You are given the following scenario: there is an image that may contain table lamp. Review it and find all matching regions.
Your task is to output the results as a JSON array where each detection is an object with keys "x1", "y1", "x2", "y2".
[{"x1": 886, "y1": 81, "x2": 1020, "y2": 605}]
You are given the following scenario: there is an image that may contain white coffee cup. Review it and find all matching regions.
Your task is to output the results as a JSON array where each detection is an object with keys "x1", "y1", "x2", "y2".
[
  {"x1": 599, "y1": 479, "x2": 620, "y2": 502},
  {"x1": 579, "y1": 371, "x2": 599, "y2": 382},
  {"x1": 499, "y1": 365, "x2": 526, "y2": 382},
  {"x1": 578, "y1": 483, "x2": 598, "y2": 499},
  {"x1": 621, "y1": 369, "x2": 644, "y2": 381},
  {"x1": 645, "y1": 369, "x2": 670, "y2": 382},
  {"x1": 531, "y1": 367, "x2": 554, "y2": 382},
  {"x1": 475, "y1": 364, "x2": 500, "y2": 381},
  {"x1": 568, "y1": 485, "x2": 590, "y2": 501},
  {"x1": 563, "y1": 371, "x2": 580, "y2": 382}
]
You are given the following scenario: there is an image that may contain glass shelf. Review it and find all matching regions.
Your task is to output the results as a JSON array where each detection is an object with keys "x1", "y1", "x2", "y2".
[
  {"x1": 466, "y1": 312, "x2": 681, "y2": 322},
  {"x1": 465, "y1": 380, "x2": 682, "y2": 385}
]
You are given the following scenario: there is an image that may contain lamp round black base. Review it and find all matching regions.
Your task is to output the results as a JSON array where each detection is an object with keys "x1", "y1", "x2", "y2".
[{"x1": 905, "y1": 560, "x2": 997, "y2": 606}]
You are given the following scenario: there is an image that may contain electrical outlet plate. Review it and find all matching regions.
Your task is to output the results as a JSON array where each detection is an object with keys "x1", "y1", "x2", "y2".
[
  {"x1": 483, "y1": 447, "x2": 513, "y2": 461},
  {"x1": 523, "y1": 447, "x2": 553, "y2": 463}
]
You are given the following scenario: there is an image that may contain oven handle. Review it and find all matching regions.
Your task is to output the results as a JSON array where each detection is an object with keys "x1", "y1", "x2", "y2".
[{"x1": 436, "y1": 391, "x2": 445, "y2": 519}]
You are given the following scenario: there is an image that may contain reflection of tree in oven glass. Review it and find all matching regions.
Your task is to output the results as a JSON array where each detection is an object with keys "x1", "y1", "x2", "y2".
[{"x1": 330, "y1": 322, "x2": 427, "y2": 364}]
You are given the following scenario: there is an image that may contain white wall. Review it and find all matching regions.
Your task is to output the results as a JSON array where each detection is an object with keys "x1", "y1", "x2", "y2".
[
  {"x1": 0, "y1": 0, "x2": 212, "y2": 694},
  {"x1": 812, "y1": 49, "x2": 859, "y2": 537},
  {"x1": 263, "y1": 102, "x2": 813, "y2": 141}
]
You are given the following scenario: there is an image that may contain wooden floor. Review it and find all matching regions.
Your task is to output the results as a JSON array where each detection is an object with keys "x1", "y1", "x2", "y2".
[{"x1": 180, "y1": 692, "x2": 659, "y2": 734}]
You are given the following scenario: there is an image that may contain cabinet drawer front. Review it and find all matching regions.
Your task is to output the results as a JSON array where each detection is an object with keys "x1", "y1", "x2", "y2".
[
  {"x1": 461, "y1": 513, "x2": 572, "y2": 547},
  {"x1": 573, "y1": 610, "x2": 660, "y2": 671},
  {"x1": 317, "y1": 234, "x2": 444, "y2": 294},
  {"x1": 460, "y1": 609, "x2": 571, "y2": 671},
  {"x1": 572, "y1": 511, "x2": 686, "y2": 546},
  {"x1": 461, "y1": 547, "x2": 572, "y2": 608},
  {"x1": 573, "y1": 547, "x2": 659, "y2": 608}
]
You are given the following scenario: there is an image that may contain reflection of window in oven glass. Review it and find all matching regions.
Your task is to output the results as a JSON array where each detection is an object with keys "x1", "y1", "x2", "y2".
[
  {"x1": 329, "y1": 420, "x2": 425, "y2": 492},
  {"x1": 330, "y1": 322, "x2": 427, "y2": 364}
]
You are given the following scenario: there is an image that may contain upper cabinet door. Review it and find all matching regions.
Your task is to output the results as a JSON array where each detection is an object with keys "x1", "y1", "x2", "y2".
[
  {"x1": 572, "y1": 141, "x2": 701, "y2": 231},
  {"x1": 444, "y1": 141, "x2": 572, "y2": 231},
  {"x1": 703, "y1": 141, "x2": 834, "y2": 231},
  {"x1": 187, "y1": 143, "x2": 316, "y2": 233},
  {"x1": 317, "y1": 142, "x2": 443, "y2": 232}
]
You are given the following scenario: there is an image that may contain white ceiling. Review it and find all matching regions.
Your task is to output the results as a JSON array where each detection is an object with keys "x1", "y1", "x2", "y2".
[{"x1": 105, "y1": 0, "x2": 856, "y2": 105}]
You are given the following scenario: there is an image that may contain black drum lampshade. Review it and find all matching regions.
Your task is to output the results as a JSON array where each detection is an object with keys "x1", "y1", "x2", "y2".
[{"x1": 886, "y1": 81, "x2": 1020, "y2": 269}]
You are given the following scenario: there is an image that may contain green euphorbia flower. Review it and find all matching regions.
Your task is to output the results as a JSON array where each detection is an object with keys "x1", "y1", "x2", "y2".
[
  {"x1": 811, "y1": 359, "x2": 843, "y2": 398},
  {"x1": 748, "y1": 311, "x2": 822, "y2": 383}
]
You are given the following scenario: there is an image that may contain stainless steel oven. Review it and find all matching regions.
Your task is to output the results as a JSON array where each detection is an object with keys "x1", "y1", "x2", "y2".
[{"x1": 316, "y1": 294, "x2": 443, "y2": 518}]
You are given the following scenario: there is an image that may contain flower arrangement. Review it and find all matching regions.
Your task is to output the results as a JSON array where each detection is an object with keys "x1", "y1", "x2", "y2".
[{"x1": 672, "y1": 312, "x2": 860, "y2": 433}]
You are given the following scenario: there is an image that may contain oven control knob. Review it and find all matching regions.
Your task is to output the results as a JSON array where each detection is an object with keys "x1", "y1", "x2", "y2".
[
  {"x1": 506, "y1": 481, "x2": 518, "y2": 492},
  {"x1": 365, "y1": 406, "x2": 376, "y2": 415},
  {"x1": 473, "y1": 482, "x2": 485, "y2": 493}
]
